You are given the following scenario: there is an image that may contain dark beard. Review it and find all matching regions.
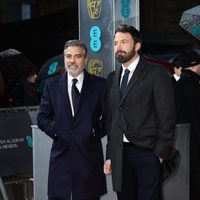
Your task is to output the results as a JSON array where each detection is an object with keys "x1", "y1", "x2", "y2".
[{"x1": 115, "y1": 49, "x2": 135, "y2": 63}]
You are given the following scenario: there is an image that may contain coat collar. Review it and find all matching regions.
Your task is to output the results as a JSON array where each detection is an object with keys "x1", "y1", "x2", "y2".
[
  {"x1": 58, "y1": 70, "x2": 95, "y2": 117},
  {"x1": 58, "y1": 73, "x2": 73, "y2": 118},
  {"x1": 79, "y1": 70, "x2": 95, "y2": 106}
]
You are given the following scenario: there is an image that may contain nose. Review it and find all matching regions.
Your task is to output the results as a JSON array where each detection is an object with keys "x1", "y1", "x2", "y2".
[
  {"x1": 69, "y1": 56, "x2": 75, "y2": 62},
  {"x1": 114, "y1": 43, "x2": 121, "y2": 53}
]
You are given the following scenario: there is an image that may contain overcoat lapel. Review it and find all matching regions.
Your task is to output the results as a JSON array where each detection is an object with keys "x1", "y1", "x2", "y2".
[
  {"x1": 113, "y1": 67, "x2": 122, "y2": 101},
  {"x1": 58, "y1": 73, "x2": 73, "y2": 120},
  {"x1": 120, "y1": 59, "x2": 145, "y2": 104},
  {"x1": 74, "y1": 70, "x2": 94, "y2": 116}
]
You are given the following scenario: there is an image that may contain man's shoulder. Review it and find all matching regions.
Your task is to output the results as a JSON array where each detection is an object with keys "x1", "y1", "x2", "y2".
[
  {"x1": 107, "y1": 71, "x2": 116, "y2": 79},
  {"x1": 45, "y1": 73, "x2": 63, "y2": 85},
  {"x1": 142, "y1": 58, "x2": 164, "y2": 70},
  {"x1": 143, "y1": 59, "x2": 171, "y2": 78},
  {"x1": 88, "y1": 73, "x2": 105, "y2": 81},
  {"x1": 86, "y1": 72, "x2": 106, "y2": 87},
  {"x1": 178, "y1": 70, "x2": 200, "y2": 88}
]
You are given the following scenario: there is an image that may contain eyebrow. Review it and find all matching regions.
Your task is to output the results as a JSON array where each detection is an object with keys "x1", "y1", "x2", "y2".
[
  {"x1": 65, "y1": 53, "x2": 83, "y2": 57},
  {"x1": 114, "y1": 39, "x2": 128, "y2": 43}
]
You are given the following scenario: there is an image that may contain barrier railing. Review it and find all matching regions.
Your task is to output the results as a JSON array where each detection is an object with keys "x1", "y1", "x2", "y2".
[{"x1": 0, "y1": 106, "x2": 38, "y2": 200}]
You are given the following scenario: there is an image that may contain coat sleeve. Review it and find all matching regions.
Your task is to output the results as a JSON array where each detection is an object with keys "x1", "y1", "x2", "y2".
[
  {"x1": 152, "y1": 66, "x2": 176, "y2": 159},
  {"x1": 95, "y1": 78, "x2": 107, "y2": 139},
  {"x1": 37, "y1": 79, "x2": 56, "y2": 139},
  {"x1": 105, "y1": 72, "x2": 115, "y2": 159}
]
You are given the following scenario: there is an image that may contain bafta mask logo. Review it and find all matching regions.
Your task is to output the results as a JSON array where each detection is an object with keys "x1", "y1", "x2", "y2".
[
  {"x1": 87, "y1": 0, "x2": 102, "y2": 19},
  {"x1": 88, "y1": 59, "x2": 103, "y2": 76}
]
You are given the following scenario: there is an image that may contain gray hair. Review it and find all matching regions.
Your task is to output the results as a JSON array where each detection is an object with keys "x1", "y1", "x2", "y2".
[{"x1": 64, "y1": 39, "x2": 88, "y2": 57}]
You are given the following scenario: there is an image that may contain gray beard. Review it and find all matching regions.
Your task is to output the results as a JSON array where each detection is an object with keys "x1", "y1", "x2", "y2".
[{"x1": 65, "y1": 65, "x2": 84, "y2": 76}]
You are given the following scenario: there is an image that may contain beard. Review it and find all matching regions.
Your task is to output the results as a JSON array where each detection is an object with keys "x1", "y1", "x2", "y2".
[
  {"x1": 115, "y1": 49, "x2": 135, "y2": 64},
  {"x1": 65, "y1": 63, "x2": 84, "y2": 76}
]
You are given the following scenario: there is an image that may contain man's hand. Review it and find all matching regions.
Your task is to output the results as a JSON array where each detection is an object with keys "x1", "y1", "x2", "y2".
[{"x1": 104, "y1": 159, "x2": 112, "y2": 174}]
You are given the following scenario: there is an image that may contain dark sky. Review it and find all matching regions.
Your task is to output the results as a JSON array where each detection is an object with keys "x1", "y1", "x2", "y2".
[{"x1": 0, "y1": 6, "x2": 79, "y2": 70}]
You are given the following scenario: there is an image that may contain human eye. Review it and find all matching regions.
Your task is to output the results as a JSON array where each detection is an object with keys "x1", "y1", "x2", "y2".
[
  {"x1": 122, "y1": 40, "x2": 127, "y2": 44},
  {"x1": 65, "y1": 54, "x2": 71, "y2": 58},
  {"x1": 76, "y1": 54, "x2": 83, "y2": 58}
]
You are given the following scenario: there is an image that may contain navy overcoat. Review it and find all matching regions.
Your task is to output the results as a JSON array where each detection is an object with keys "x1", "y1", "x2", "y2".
[{"x1": 37, "y1": 70, "x2": 107, "y2": 199}]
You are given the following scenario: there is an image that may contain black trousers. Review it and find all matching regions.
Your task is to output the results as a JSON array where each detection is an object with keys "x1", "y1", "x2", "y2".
[{"x1": 117, "y1": 143, "x2": 163, "y2": 200}]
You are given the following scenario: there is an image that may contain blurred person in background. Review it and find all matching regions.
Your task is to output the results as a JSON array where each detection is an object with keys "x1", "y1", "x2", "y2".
[
  {"x1": 12, "y1": 67, "x2": 39, "y2": 106},
  {"x1": 174, "y1": 51, "x2": 200, "y2": 200},
  {"x1": 171, "y1": 54, "x2": 185, "y2": 85},
  {"x1": 22, "y1": 68, "x2": 39, "y2": 106},
  {"x1": 171, "y1": 50, "x2": 199, "y2": 88}
]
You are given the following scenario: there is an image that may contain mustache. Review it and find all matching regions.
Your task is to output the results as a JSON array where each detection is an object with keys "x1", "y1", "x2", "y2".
[
  {"x1": 116, "y1": 51, "x2": 126, "y2": 55},
  {"x1": 68, "y1": 62, "x2": 78, "y2": 67}
]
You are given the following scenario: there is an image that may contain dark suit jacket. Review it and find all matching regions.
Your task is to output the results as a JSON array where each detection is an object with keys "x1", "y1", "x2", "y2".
[
  {"x1": 175, "y1": 69, "x2": 200, "y2": 125},
  {"x1": 106, "y1": 57, "x2": 177, "y2": 191},
  {"x1": 37, "y1": 70, "x2": 107, "y2": 199}
]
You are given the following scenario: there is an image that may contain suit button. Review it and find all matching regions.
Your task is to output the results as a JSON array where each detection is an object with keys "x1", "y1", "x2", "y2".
[
  {"x1": 119, "y1": 107, "x2": 123, "y2": 111},
  {"x1": 70, "y1": 130, "x2": 73, "y2": 133}
]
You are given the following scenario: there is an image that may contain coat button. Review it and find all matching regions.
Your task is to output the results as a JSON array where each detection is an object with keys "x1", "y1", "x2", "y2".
[{"x1": 70, "y1": 130, "x2": 73, "y2": 133}]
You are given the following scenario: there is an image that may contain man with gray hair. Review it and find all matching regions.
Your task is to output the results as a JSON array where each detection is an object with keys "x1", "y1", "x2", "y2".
[{"x1": 37, "y1": 39, "x2": 107, "y2": 200}]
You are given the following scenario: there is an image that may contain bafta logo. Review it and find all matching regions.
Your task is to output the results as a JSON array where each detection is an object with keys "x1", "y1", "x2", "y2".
[
  {"x1": 87, "y1": 0, "x2": 102, "y2": 19},
  {"x1": 88, "y1": 59, "x2": 103, "y2": 76}
]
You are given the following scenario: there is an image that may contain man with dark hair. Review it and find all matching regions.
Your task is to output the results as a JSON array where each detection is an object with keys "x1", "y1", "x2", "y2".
[
  {"x1": 37, "y1": 39, "x2": 107, "y2": 200},
  {"x1": 171, "y1": 51, "x2": 199, "y2": 87},
  {"x1": 171, "y1": 54, "x2": 185, "y2": 85},
  {"x1": 104, "y1": 24, "x2": 177, "y2": 200},
  {"x1": 174, "y1": 52, "x2": 200, "y2": 200}
]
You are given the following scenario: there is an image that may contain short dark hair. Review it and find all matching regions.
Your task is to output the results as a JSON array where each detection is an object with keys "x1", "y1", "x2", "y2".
[
  {"x1": 171, "y1": 54, "x2": 183, "y2": 69},
  {"x1": 115, "y1": 24, "x2": 142, "y2": 44},
  {"x1": 64, "y1": 39, "x2": 88, "y2": 57},
  {"x1": 172, "y1": 50, "x2": 200, "y2": 69}
]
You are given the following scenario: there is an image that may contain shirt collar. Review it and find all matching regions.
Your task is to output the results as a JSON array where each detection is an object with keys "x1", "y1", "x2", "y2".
[
  {"x1": 67, "y1": 71, "x2": 84, "y2": 85},
  {"x1": 173, "y1": 74, "x2": 180, "y2": 81},
  {"x1": 122, "y1": 56, "x2": 140, "y2": 73}
]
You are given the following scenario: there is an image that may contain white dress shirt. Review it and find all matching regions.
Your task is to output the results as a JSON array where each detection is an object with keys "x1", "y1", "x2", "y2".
[
  {"x1": 67, "y1": 72, "x2": 84, "y2": 116},
  {"x1": 173, "y1": 73, "x2": 180, "y2": 81},
  {"x1": 121, "y1": 56, "x2": 140, "y2": 142}
]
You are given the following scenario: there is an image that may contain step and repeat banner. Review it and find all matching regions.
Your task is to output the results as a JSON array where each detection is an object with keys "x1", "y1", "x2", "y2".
[
  {"x1": 0, "y1": 107, "x2": 38, "y2": 177},
  {"x1": 79, "y1": 0, "x2": 140, "y2": 77},
  {"x1": 79, "y1": 0, "x2": 114, "y2": 77},
  {"x1": 115, "y1": 0, "x2": 140, "y2": 28},
  {"x1": 0, "y1": 110, "x2": 33, "y2": 177}
]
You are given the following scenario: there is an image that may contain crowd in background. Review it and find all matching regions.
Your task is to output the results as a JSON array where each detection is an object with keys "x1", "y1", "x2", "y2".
[
  {"x1": 171, "y1": 50, "x2": 200, "y2": 200},
  {"x1": 0, "y1": 49, "x2": 40, "y2": 108}
]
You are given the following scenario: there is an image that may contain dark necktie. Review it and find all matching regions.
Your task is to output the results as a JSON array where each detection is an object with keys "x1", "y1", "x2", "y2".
[
  {"x1": 120, "y1": 69, "x2": 130, "y2": 97},
  {"x1": 71, "y1": 78, "x2": 80, "y2": 113}
]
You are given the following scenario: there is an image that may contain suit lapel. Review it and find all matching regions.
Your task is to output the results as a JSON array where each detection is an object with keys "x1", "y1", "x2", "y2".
[
  {"x1": 58, "y1": 73, "x2": 73, "y2": 119},
  {"x1": 74, "y1": 70, "x2": 94, "y2": 116},
  {"x1": 113, "y1": 67, "x2": 122, "y2": 101},
  {"x1": 120, "y1": 58, "x2": 146, "y2": 104}
]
